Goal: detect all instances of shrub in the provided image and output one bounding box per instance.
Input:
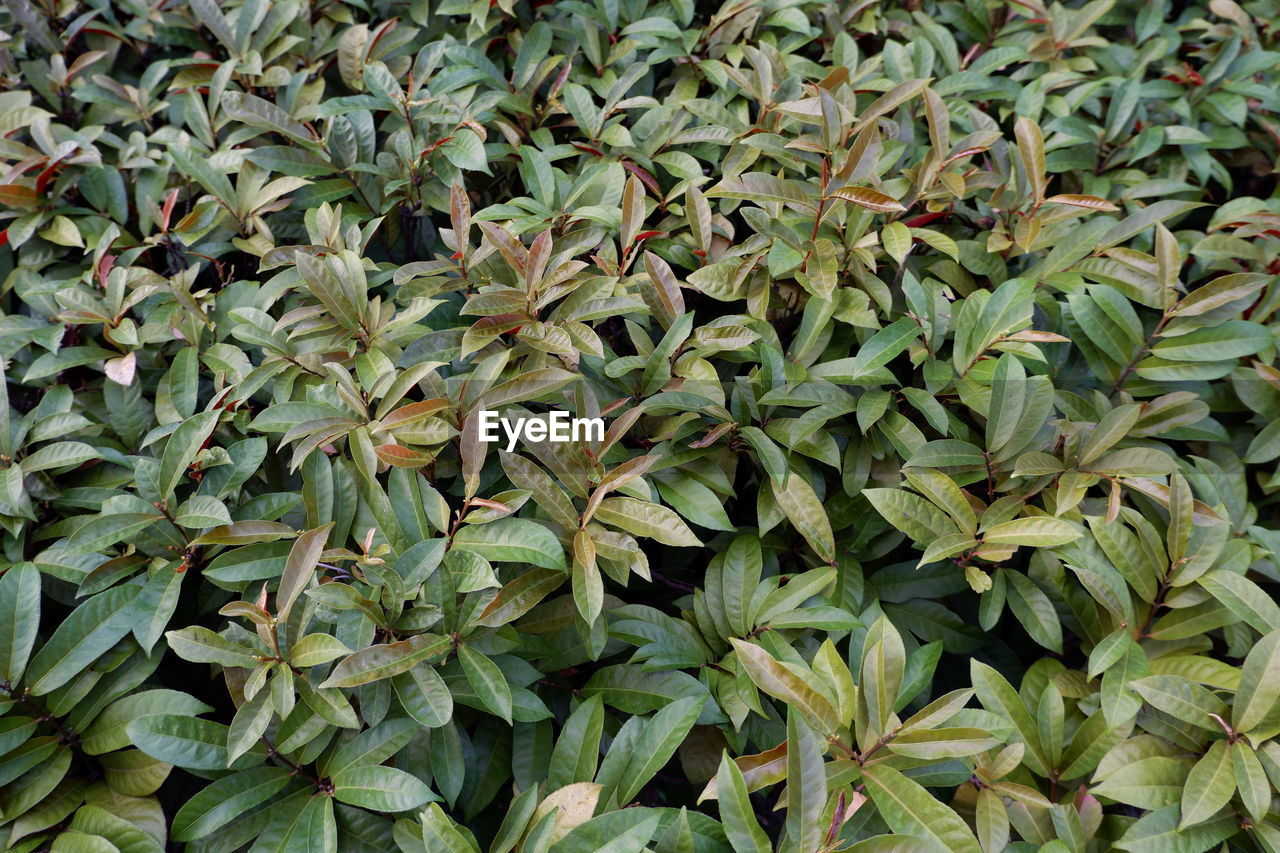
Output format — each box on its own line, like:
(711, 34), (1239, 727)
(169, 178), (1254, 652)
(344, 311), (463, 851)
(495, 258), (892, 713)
(1, 0), (1279, 850)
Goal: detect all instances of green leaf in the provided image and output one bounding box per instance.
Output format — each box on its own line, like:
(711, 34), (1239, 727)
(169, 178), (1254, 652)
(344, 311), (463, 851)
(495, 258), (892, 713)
(81, 688), (212, 755)
(770, 474), (835, 562)
(440, 129), (491, 174)
(729, 639), (839, 735)
(592, 497), (702, 548)
(190, 521), (296, 545)
(127, 714), (262, 770)
(321, 717), (418, 778)
(1131, 675), (1228, 731)
(221, 92), (316, 147)
(820, 318), (920, 382)
(0, 563), (40, 684)
(474, 568), (565, 628)
(20, 441), (102, 472)
(173, 495), (233, 529)
(1233, 630), (1280, 734)
(290, 633), (352, 668)
(1197, 570), (1280, 634)
(548, 696), (605, 790)
(983, 517), (1081, 547)
(612, 696), (701, 806)
(861, 763), (981, 853)
(1178, 740), (1235, 828)
(865, 488), (959, 543)
(1150, 321), (1271, 361)
(165, 626), (260, 668)
(452, 517), (568, 568)
(159, 411), (220, 500)
(418, 802), (479, 852)
(458, 644), (513, 724)
(1091, 756), (1188, 809)
(24, 586), (135, 695)
(172, 767), (293, 841)
(715, 750), (770, 853)
(392, 664), (454, 728)
(1233, 741), (1270, 822)
(970, 661), (1049, 776)
(169, 147), (235, 202)
(321, 634), (451, 688)
(881, 221), (912, 265)
(784, 710), (825, 853)
(332, 764), (438, 811)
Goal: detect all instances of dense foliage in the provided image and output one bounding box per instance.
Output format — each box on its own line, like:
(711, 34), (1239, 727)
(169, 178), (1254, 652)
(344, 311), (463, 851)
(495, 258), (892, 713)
(2, 0), (1280, 849)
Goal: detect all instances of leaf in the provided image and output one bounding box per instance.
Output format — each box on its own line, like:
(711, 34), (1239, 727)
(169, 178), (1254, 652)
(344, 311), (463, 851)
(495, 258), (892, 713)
(165, 626), (260, 668)
(1178, 741), (1235, 829)
(289, 633), (352, 668)
(321, 634), (450, 688)
(392, 665), (453, 728)
(21, 441), (102, 472)
(1233, 741), (1270, 822)
(169, 147), (235, 202)
(1044, 194), (1119, 211)
(418, 803), (479, 852)
(548, 696), (605, 790)
(127, 715), (260, 770)
(1233, 630), (1280, 734)
(0, 563), (40, 684)
(475, 568), (565, 627)
(458, 643), (513, 723)
(172, 495), (233, 528)
(532, 782), (602, 846)
(190, 521), (296, 545)
(970, 661), (1049, 776)
(452, 517), (568, 568)
(24, 586), (135, 695)
(1114, 804), (1236, 852)
(983, 517), (1081, 547)
(714, 751), (770, 853)
(865, 488), (959, 543)
(770, 473), (835, 562)
(861, 764), (982, 853)
(221, 92), (316, 146)
(277, 523), (332, 619)
(1131, 675), (1228, 731)
(846, 318), (921, 380)
(612, 696), (701, 806)
(642, 250), (685, 329)
(706, 173), (817, 209)
(80, 688), (213, 755)
(829, 187), (907, 212)
(1174, 272), (1268, 316)
(66, 511), (162, 553)
(441, 129), (490, 174)
(593, 497), (702, 547)
(1197, 570), (1280, 634)
(1091, 756), (1188, 809)
(729, 638), (839, 735)
(332, 765), (437, 811)
(1014, 116), (1046, 201)
(1150, 321), (1272, 361)
(172, 767), (292, 841)
(784, 710), (825, 853)
(881, 221), (912, 264)
(888, 727), (1001, 759)
(1079, 404), (1142, 464)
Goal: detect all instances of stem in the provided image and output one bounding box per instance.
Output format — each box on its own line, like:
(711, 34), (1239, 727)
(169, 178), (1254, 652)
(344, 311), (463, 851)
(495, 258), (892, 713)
(1109, 311), (1172, 395)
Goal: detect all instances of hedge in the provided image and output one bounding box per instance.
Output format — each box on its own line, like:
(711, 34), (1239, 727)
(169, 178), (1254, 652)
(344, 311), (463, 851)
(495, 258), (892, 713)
(2, 0), (1280, 850)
